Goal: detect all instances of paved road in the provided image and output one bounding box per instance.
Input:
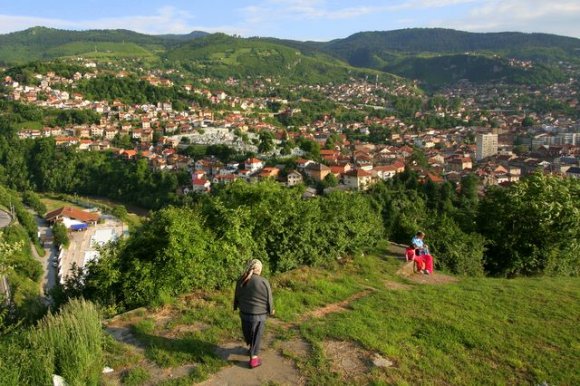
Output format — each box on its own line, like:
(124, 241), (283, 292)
(31, 212), (57, 301)
(0, 210), (13, 300)
(0, 209), (11, 228)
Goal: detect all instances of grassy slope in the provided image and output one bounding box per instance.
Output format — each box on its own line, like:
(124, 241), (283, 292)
(103, 242), (579, 385)
(165, 34), (390, 84)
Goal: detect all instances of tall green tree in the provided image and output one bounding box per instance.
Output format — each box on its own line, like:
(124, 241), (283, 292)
(477, 173), (580, 276)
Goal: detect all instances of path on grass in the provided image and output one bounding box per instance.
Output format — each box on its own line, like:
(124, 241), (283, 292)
(105, 242), (458, 385)
(197, 290), (376, 386)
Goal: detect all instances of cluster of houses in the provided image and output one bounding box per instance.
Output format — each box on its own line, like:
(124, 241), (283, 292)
(4, 60), (579, 194)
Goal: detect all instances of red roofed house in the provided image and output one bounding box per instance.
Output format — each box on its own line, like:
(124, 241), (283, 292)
(373, 165), (399, 180)
(259, 167), (280, 179)
(45, 207), (100, 226)
(191, 178), (211, 193)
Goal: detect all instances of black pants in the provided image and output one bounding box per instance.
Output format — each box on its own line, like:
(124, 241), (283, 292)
(241, 318), (266, 357)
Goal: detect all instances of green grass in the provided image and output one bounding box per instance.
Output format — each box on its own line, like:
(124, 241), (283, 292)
(46, 42), (156, 59)
(121, 366), (150, 386)
(14, 121), (43, 130)
(40, 197), (85, 213)
(103, 246), (579, 385)
(40, 194), (143, 229)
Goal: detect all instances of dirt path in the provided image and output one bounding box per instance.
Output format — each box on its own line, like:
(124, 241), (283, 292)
(105, 243), (458, 385)
(196, 288), (376, 386)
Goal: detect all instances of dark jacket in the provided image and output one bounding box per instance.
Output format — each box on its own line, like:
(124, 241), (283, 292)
(233, 275), (274, 315)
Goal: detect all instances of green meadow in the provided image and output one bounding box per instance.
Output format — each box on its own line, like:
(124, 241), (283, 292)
(99, 243), (579, 385)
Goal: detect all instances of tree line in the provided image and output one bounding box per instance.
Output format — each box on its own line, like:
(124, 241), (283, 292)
(0, 124), (577, 315)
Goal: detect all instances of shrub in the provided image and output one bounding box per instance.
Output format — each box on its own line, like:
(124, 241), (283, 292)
(26, 299), (104, 386)
(478, 173), (580, 277)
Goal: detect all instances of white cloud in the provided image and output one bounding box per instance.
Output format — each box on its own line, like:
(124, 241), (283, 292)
(0, 7), (247, 36)
(0, 15), (76, 33)
(240, 0), (479, 24)
(433, 0), (580, 37)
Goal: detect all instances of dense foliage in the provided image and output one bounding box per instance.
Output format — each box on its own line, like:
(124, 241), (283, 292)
(73, 75), (209, 106)
(0, 299), (104, 386)
(0, 133), (184, 210)
(368, 171), (485, 276)
(383, 54), (566, 88)
(477, 173), (580, 277)
(76, 181), (383, 308)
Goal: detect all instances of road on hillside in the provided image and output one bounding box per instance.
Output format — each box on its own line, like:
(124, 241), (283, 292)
(0, 210), (13, 299)
(31, 212), (57, 299)
(0, 209), (11, 228)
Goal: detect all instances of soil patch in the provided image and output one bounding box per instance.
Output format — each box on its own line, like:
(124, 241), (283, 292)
(199, 339), (305, 386)
(322, 340), (396, 383)
(322, 340), (369, 382)
(302, 289), (374, 320)
(278, 338), (311, 359)
(397, 261), (459, 285)
(384, 280), (413, 290)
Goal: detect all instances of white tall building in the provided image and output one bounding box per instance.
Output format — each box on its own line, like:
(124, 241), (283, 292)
(476, 133), (498, 161)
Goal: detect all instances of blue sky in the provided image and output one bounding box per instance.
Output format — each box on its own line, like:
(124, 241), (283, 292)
(0, 0), (579, 40)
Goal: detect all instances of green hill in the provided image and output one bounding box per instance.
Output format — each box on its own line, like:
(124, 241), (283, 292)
(383, 54), (566, 87)
(165, 33), (390, 83)
(1, 27), (578, 87)
(320, 28), (580, 61)
(0, 27), (201, 64)
(315, 28), (578, 87)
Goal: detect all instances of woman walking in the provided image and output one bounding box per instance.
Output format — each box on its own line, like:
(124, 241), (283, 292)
(233, 259), (274, 368)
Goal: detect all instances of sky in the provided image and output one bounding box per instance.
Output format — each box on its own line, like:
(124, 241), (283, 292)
(0, 0), (579, 41)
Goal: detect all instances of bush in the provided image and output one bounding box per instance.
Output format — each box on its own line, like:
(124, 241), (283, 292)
(22, 190), (47, 215)
(80, 181), (384, 308)
(426, 215), (485, 276)
(478, 173), (580, 277)
(26, 299), (104, 386)
(52, 222), (69, 248)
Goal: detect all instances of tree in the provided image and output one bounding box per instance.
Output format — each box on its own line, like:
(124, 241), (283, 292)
(477, 173), (580, 277)
(522, 116), (534, 127)
(258, 131), (274, 154)
(52, 222), (69, 248)
(111, 205), (128, 222)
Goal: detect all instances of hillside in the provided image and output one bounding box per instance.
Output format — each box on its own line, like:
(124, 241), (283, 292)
(165, 33), (390, 83)
(383, 54), (567, 87)
(0, 27), (202, 64)
(1, 27), (577, 88)
(97, 246), (580, 384)
(320, 28), (580, 61)
(315, 28), (579, 88)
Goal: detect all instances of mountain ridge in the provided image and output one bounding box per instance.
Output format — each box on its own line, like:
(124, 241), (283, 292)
(1, 27), (577, 88)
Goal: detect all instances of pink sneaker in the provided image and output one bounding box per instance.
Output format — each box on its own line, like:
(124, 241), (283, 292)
(249, 357), (262, 368)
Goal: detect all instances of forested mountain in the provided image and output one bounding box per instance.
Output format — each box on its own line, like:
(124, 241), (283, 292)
(164, 33), (387, 83)
(311, 28), (579, 88)
(0, 27), (205, 64)
(318, 28), (580, 61)
(0, 27), (578, 87)
(383, 54), (566, 87)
